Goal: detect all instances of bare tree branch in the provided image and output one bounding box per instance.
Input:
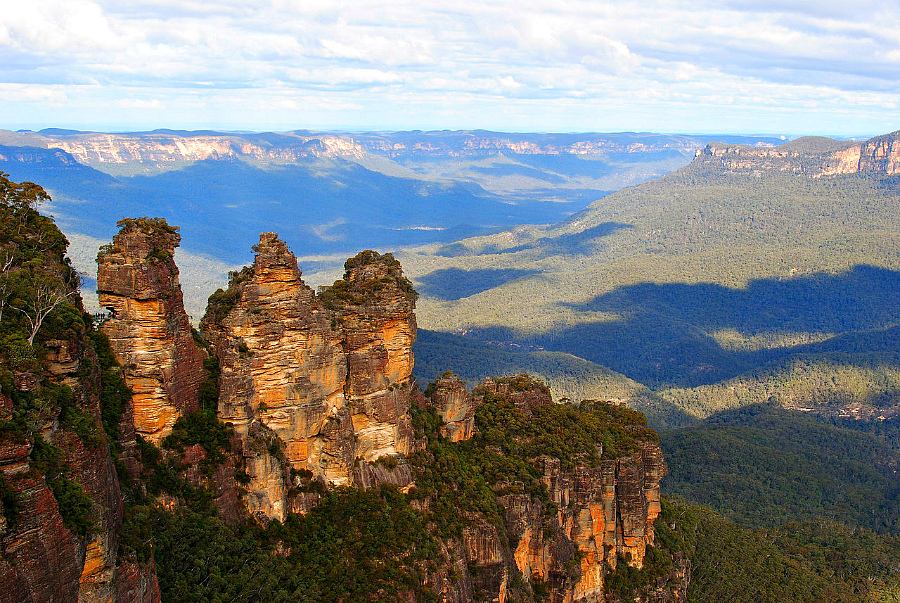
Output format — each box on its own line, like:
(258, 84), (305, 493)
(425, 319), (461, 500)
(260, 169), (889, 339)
(11, 283), (77, 346)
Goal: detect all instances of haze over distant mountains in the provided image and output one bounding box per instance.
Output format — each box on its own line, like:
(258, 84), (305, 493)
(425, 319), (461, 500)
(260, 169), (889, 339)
(0, 127), (781, 314)
(0, 129), (781, 249)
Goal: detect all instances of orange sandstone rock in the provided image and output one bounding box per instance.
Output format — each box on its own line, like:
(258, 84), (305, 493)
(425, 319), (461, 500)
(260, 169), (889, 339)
(201, 235), (418, 520)
(97, 217), (205, 444)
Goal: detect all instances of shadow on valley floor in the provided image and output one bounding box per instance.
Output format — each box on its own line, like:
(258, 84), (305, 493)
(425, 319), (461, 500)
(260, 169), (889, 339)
(461, 265), (900, 388)
(412, 329), (697, 429)
(572, 264), (900, 335)
(417, 268), (541, 300)
(434, 221), (633, 258)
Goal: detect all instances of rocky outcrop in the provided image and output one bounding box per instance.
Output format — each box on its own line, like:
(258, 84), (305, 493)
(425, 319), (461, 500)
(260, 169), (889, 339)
(0, 436), (82, 603)
(201, 235), (418, 520)
(451, 443), (667, 603)
(420, 376), (668, 603)
(698, 131), (900, 178)
(97, 217), (205, 444)
(0, 317), (161, 603)
(425, 372), (475, 442)
(858, 132), (900, 175)
(473, 375), (553, 412)
(330, 250), (418, 468)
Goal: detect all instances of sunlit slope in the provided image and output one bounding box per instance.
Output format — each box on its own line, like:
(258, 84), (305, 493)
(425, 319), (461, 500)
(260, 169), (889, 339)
(404, 134), (900, 421)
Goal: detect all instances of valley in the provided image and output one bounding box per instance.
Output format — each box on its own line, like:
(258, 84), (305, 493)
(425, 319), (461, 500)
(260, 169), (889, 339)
(0, 128), (779, 317)
(403, 131), (900, 427)
(1, 128), (900, 602)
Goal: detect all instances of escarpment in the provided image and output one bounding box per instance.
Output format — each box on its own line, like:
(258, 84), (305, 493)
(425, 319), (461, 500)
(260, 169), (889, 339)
(698, 130), (900, 178)
(96, 218), (205, 444)
(200, 234), (418, 520)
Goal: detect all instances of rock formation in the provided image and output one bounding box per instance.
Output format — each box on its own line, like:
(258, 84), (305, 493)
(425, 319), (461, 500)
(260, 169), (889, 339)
(421, 376), (669, 602)
(424, 372), (475, 442)
(97, 217), (206, 444)
(0, 302), (160, 603)
(200, 234), (418, 520)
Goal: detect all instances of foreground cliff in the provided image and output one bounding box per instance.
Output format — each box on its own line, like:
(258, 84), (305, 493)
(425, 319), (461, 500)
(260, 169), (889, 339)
(0, 177), (159, 602)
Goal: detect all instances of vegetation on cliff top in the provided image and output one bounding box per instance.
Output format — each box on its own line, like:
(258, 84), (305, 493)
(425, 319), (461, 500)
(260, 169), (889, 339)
(319, 249), (418, 307)
(202, 265), (253, 327)
(115, 216), (179, 236)
(409, 377), (657, 543)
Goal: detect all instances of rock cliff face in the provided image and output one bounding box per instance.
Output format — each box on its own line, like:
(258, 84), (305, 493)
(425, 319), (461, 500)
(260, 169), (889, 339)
(698, 131), (900, 178)
(2, 129), (755, 174)
(422, 376), (670, 603)
(97, 218), (206, 444)
(531, 445), (665, 601)
(201, 235), (417, 520)
(0, 304), (160, 603)
(858, 132), (900, 175)
(0, 434), (82, 603)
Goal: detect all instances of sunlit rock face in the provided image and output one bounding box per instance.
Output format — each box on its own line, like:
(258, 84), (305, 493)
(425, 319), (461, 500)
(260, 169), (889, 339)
(97, 218), (205, 444)
(1, 285), (161, 603)
(459, 447), (667, 603)
(201, 235), (418, 520)
(332, 249), (418, 467)
(442, 378), (668, 603)
(858, 133), (900, 175)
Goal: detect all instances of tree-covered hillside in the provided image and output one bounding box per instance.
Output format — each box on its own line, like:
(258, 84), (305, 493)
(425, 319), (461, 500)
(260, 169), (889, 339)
(404, 134), (900, 425)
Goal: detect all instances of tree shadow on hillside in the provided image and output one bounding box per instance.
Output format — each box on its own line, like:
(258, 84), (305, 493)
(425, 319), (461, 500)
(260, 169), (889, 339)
(435, 221), (633, 258)
(417, 268), (540, 300)
(463, 265), (900, 389)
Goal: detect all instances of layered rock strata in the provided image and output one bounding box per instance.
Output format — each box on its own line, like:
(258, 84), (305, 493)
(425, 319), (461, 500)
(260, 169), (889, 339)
(201, 235), (417, 520)
(462, 444), (667, 603)
(0, 316), (161, 603)
(97, 218), (205, 444)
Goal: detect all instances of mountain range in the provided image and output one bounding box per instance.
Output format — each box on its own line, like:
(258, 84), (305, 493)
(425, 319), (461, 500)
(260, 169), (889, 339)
(0, 128), (780, 316)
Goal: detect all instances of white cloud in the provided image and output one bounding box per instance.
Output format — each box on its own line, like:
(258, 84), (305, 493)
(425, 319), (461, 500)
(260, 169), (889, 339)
(0, 0), (897, 133)
(0, 83), (68, 103)
(116, 98), (164, 108)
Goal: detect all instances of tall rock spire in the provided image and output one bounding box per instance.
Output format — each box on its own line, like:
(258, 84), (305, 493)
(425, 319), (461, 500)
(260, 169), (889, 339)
(200, 235), (419, 520)
(97, 217), (205, 444)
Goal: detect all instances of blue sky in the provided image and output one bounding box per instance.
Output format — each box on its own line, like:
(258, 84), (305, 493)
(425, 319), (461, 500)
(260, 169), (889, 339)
(0, 0), (898, 135)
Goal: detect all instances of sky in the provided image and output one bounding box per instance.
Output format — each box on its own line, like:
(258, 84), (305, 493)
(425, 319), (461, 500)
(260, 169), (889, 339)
(0, 0), (898, 135)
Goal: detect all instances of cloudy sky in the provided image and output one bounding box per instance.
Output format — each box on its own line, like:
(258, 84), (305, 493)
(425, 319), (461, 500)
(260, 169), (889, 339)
(0, 0), (898, 135)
